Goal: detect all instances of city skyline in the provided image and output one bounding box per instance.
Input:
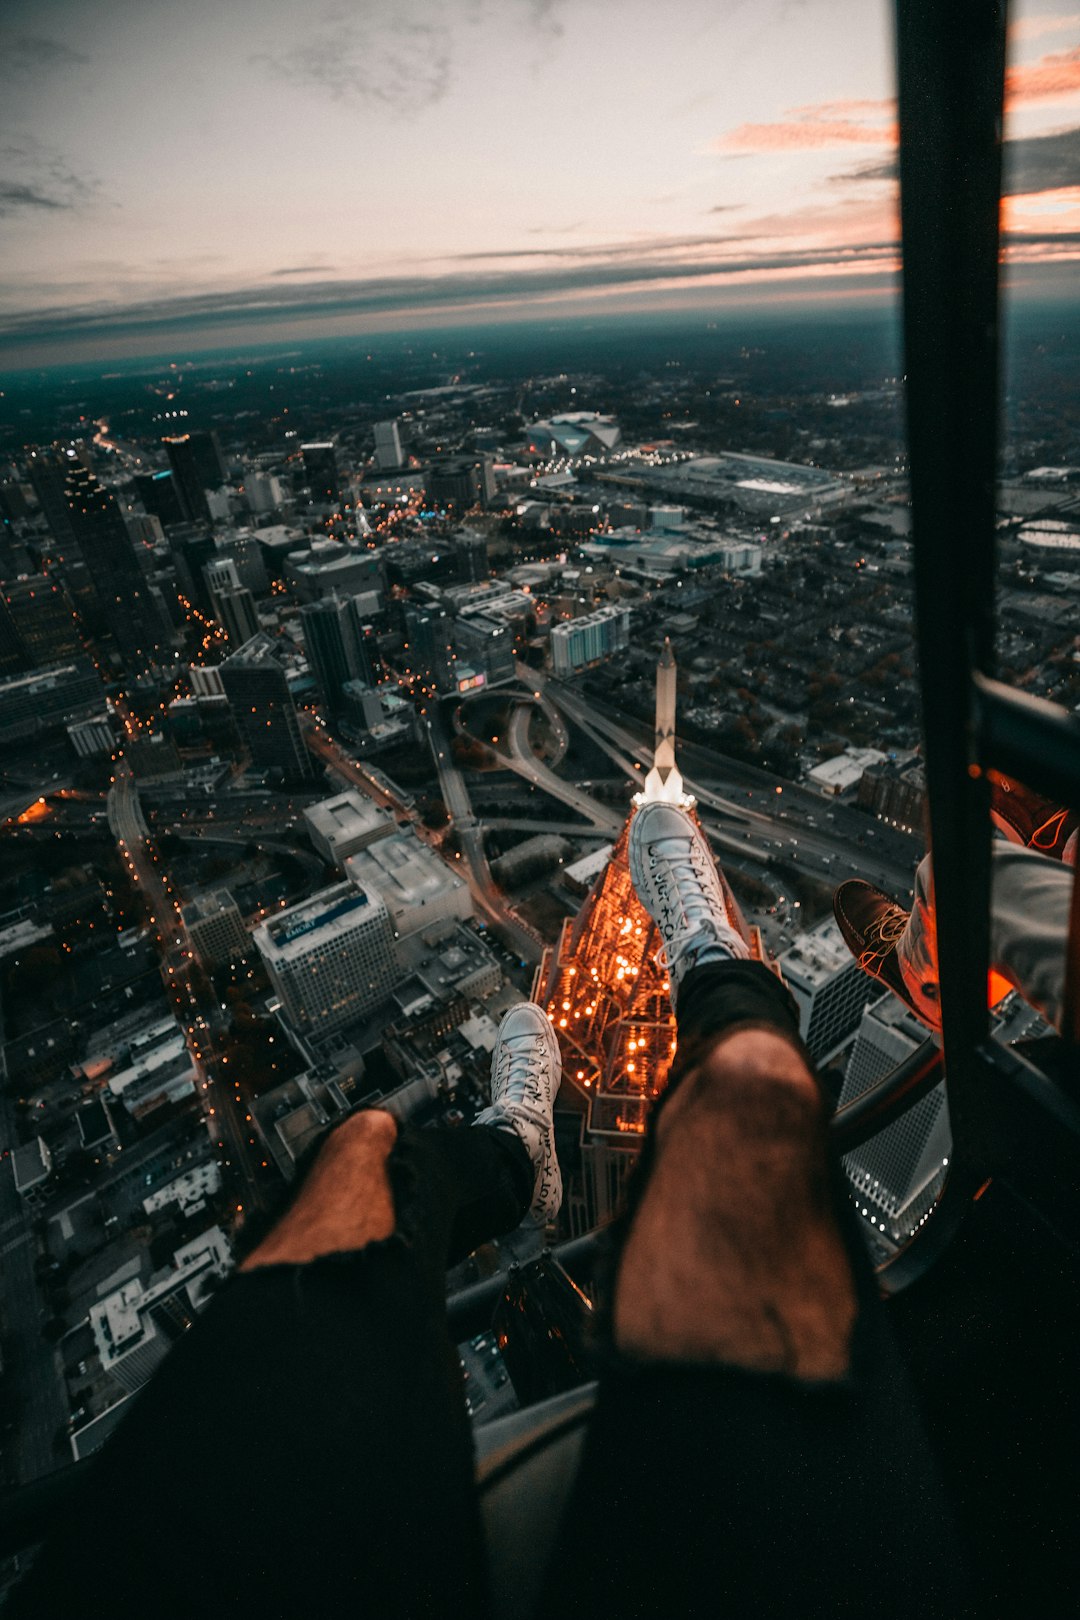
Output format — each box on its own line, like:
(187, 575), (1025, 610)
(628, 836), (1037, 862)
(2, 0), (1080, 367)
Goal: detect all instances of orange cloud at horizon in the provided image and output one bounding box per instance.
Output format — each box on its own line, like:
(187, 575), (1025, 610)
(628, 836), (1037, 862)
(1006, 44), (1080, 102)
(713, 116), (896, 153)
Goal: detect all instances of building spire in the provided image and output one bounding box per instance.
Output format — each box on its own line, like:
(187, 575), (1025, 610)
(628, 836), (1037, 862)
(640, 637), (692, 806)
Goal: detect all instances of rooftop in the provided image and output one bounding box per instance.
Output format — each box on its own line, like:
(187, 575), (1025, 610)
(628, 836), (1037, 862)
(257, 881), (388, 962)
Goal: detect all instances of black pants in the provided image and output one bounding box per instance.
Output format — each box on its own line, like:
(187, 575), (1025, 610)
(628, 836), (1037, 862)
(11, 964), (966, 1618)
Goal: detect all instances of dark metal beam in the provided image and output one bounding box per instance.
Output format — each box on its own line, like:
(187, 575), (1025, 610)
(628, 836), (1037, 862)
(895, 0), (1008, 1159)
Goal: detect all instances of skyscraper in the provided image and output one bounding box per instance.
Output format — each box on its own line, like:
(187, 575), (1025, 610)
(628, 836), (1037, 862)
(134, 470), (187, 529)
(163, 434), (224, 525)
(403, 603), (456, 692)
(777, 920), (880, 1064)
(217, 587), (261, 648)
(301, 593), (376, 714)
(220, 632), (313, 779)
(301, 443), (341, 507)
(253, 880), (398, 1036)
(63, 464), (172, 670)
(373, 419), (404, 471)
(185, 430), (228, 491)
(839, 995), (951, 1243)
(1, 574), (81, 668)
(26, 446), (82, 554)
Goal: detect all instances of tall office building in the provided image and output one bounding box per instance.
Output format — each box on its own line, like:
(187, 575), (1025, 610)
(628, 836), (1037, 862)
(254, 880), (398, 1037)
(453, 613), (515, 687)
(134, 470), (187, 529)
(163, 434), (213, 521)
(839, 995), (951, 1243)
(26, 446), (82, 554)
(182, 890), (249, 969)
(373, 419), (404, 471)
(426, 453), (496, 511)
(203, 554), (242, 609)
(1, 574), (81, 668)
(186, 430), (228, 491)
(217, 587), (261, 648)
(63, 464), (172, 670)
(777, 918), (880, 1064)
(220, 632), (313, 778)
(404, 602), (456, 692)
(301, 593), (376, 714)
(549, 605), (631, 677)
(301, 443), (341, 507)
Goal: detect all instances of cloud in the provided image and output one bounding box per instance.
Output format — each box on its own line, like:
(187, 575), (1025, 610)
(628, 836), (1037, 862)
(706, 204), (740, 214)
(0, 33), (89, 78)
(270, 265), (339, 277)
(0, 137), (99, 215)
(0, 182), (69, 215)
(1006, 45), (1080, 104)
(829, 156), (898, 186)
(830, 126), (1080, 197)
(0, 240), (906, 348)
(1005, 124), (1080, 192)
(711, 97), (896, 154)
(253, 4), (454, 114)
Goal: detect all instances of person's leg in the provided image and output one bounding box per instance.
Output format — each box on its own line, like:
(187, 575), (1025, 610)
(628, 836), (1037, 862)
(10, 1005), (561, 1620)
(543, 807), (967, 1618)
(837, 844), (1075, 1033)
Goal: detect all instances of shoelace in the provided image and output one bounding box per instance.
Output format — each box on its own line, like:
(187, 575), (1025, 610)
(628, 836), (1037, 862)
(651, 835), (731, 969)
(857, 905), (907, 975)
(498, 1033), (549, 1102)
(1032, 808), (1070, 850)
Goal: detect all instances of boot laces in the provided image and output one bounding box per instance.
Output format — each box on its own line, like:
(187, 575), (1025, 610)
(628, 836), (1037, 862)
(1032, 808), (1069, 850)
(856, 905), (907, 974)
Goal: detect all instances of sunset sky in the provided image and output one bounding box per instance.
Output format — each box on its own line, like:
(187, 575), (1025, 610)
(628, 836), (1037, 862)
(1, 0), (1079, 366)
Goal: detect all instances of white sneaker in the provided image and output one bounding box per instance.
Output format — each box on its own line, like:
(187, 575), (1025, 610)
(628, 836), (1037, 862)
(475, 1003), (562, 1224)
(629, 802), (749, 1003)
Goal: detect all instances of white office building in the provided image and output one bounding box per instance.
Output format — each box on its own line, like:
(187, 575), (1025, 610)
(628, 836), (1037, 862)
(345, 829), (473, 939)
(304, 791), (395, 869)
(254, 881), (398, 1036)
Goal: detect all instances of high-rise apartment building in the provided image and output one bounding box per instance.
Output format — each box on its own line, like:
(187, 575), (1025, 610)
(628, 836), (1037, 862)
(373, 419), (404, 471)
(549, 605), (631, 677)
(301, 593), (376, 713)
(220, 632), (313, 779)
(301, 442), (341, 507)
(63, 464), (172, 670)
(254, 881), (398, 1037)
